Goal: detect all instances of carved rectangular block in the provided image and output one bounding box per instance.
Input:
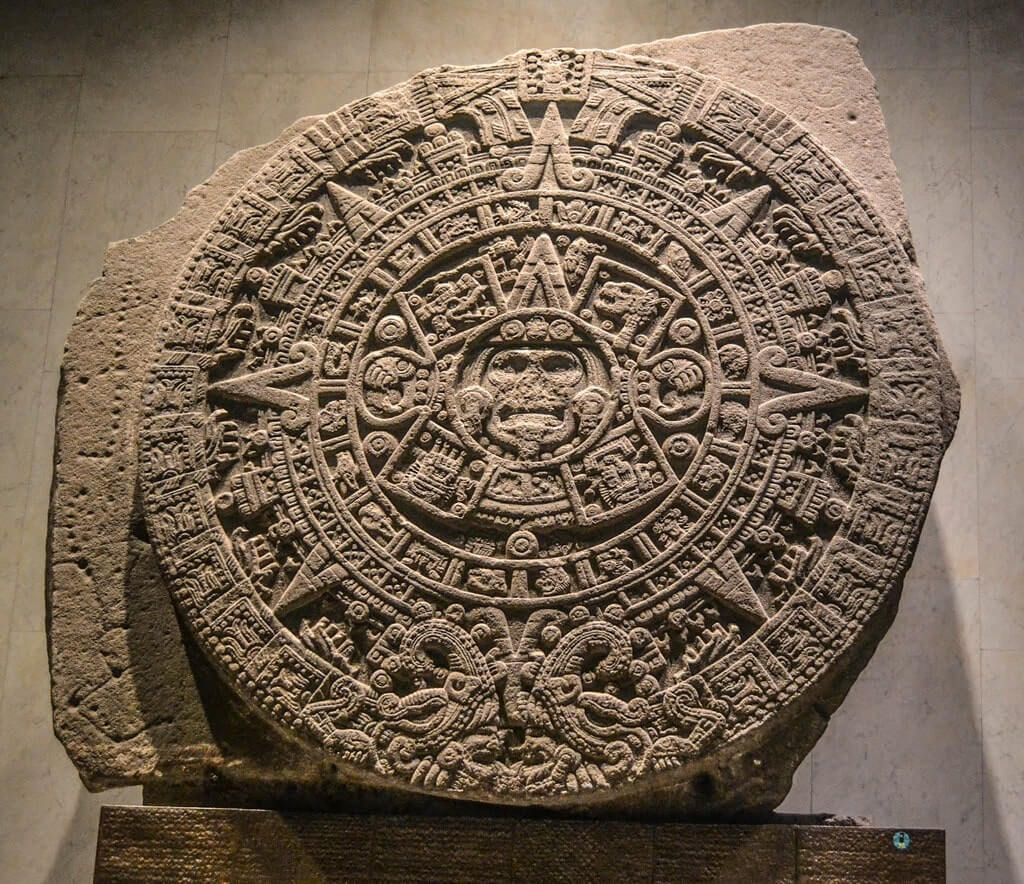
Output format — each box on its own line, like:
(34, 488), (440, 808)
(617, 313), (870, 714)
(797, 826), (945, 883)
(93, 807), (945, 883)
(51, 24), (958, 819)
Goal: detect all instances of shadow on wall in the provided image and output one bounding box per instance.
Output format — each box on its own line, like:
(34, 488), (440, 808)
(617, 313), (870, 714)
(43, 787), (104, 884)
(811, 509), (1013, 882)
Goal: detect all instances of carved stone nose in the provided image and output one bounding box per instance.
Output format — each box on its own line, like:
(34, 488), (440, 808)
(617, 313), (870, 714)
(517, 372), (548, 397)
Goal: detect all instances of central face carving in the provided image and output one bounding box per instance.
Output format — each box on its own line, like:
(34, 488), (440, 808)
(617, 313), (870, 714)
(450, 311), (615, 464)
(482, 347), (584, 457)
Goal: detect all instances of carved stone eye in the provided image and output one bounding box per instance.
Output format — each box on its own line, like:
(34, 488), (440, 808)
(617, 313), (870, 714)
(486, 348), (584, 387)
(540, 351), (584, 383)
(487, 349), (530, 382)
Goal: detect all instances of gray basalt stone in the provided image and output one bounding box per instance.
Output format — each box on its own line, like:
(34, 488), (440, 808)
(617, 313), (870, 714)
(48, 25), (958, 815)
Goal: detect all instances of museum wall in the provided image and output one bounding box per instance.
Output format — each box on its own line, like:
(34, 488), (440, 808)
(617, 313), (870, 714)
(0, 1), (1020, 881)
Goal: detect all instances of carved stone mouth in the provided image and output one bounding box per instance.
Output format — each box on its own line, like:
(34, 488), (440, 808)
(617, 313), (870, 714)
(487, 406), (575, 458)
(497, 406), (564, 422)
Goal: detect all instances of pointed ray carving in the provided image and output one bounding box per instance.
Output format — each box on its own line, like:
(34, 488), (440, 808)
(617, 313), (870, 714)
(756, 345), (868, 435)
(695, 549), (768, 624)
(501, 102), (594, 192)
(701, 184), (772, 238)
(326, 181), (388, 240)
(507, 233), (573, 310)
(271, 540), (348, 615)
(207, 341), (317, 431)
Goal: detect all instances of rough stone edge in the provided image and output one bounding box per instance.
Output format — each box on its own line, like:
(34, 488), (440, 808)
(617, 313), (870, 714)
(621, 25), (911, 239)
(47, 118), (323, 788)
(620, 24), (958, 441)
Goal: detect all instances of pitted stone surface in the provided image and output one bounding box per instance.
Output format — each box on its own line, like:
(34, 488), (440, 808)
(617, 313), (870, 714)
(131, 46), (956, 808)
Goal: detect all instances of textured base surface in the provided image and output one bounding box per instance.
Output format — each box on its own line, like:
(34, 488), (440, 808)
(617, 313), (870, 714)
(93, 805), (944, 883)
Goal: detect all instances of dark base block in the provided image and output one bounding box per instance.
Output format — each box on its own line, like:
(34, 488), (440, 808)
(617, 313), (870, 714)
(94, 806), (945, 883)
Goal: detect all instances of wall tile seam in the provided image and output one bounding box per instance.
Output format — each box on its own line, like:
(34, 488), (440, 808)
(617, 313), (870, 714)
(70, 128), (221, 136)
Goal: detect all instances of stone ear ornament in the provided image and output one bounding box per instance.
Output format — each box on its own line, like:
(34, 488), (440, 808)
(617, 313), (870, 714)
(138, 48), (957, 810)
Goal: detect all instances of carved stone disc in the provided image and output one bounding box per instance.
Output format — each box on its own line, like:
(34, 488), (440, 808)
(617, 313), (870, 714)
(139, 49), (956, 808)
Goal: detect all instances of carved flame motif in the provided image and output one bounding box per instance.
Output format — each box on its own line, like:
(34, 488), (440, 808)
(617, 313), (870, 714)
(139, 49), (951, 807)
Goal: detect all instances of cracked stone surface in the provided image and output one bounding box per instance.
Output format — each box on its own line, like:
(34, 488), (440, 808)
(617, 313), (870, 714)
(48, 25), (958, 815)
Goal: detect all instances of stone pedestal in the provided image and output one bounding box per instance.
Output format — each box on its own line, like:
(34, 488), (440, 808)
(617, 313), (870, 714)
(93, 806), (944, 882)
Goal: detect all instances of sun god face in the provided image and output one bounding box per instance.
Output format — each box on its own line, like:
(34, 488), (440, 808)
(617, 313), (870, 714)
(480, 346), (586, 458)
(448, 310), (618, 465)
